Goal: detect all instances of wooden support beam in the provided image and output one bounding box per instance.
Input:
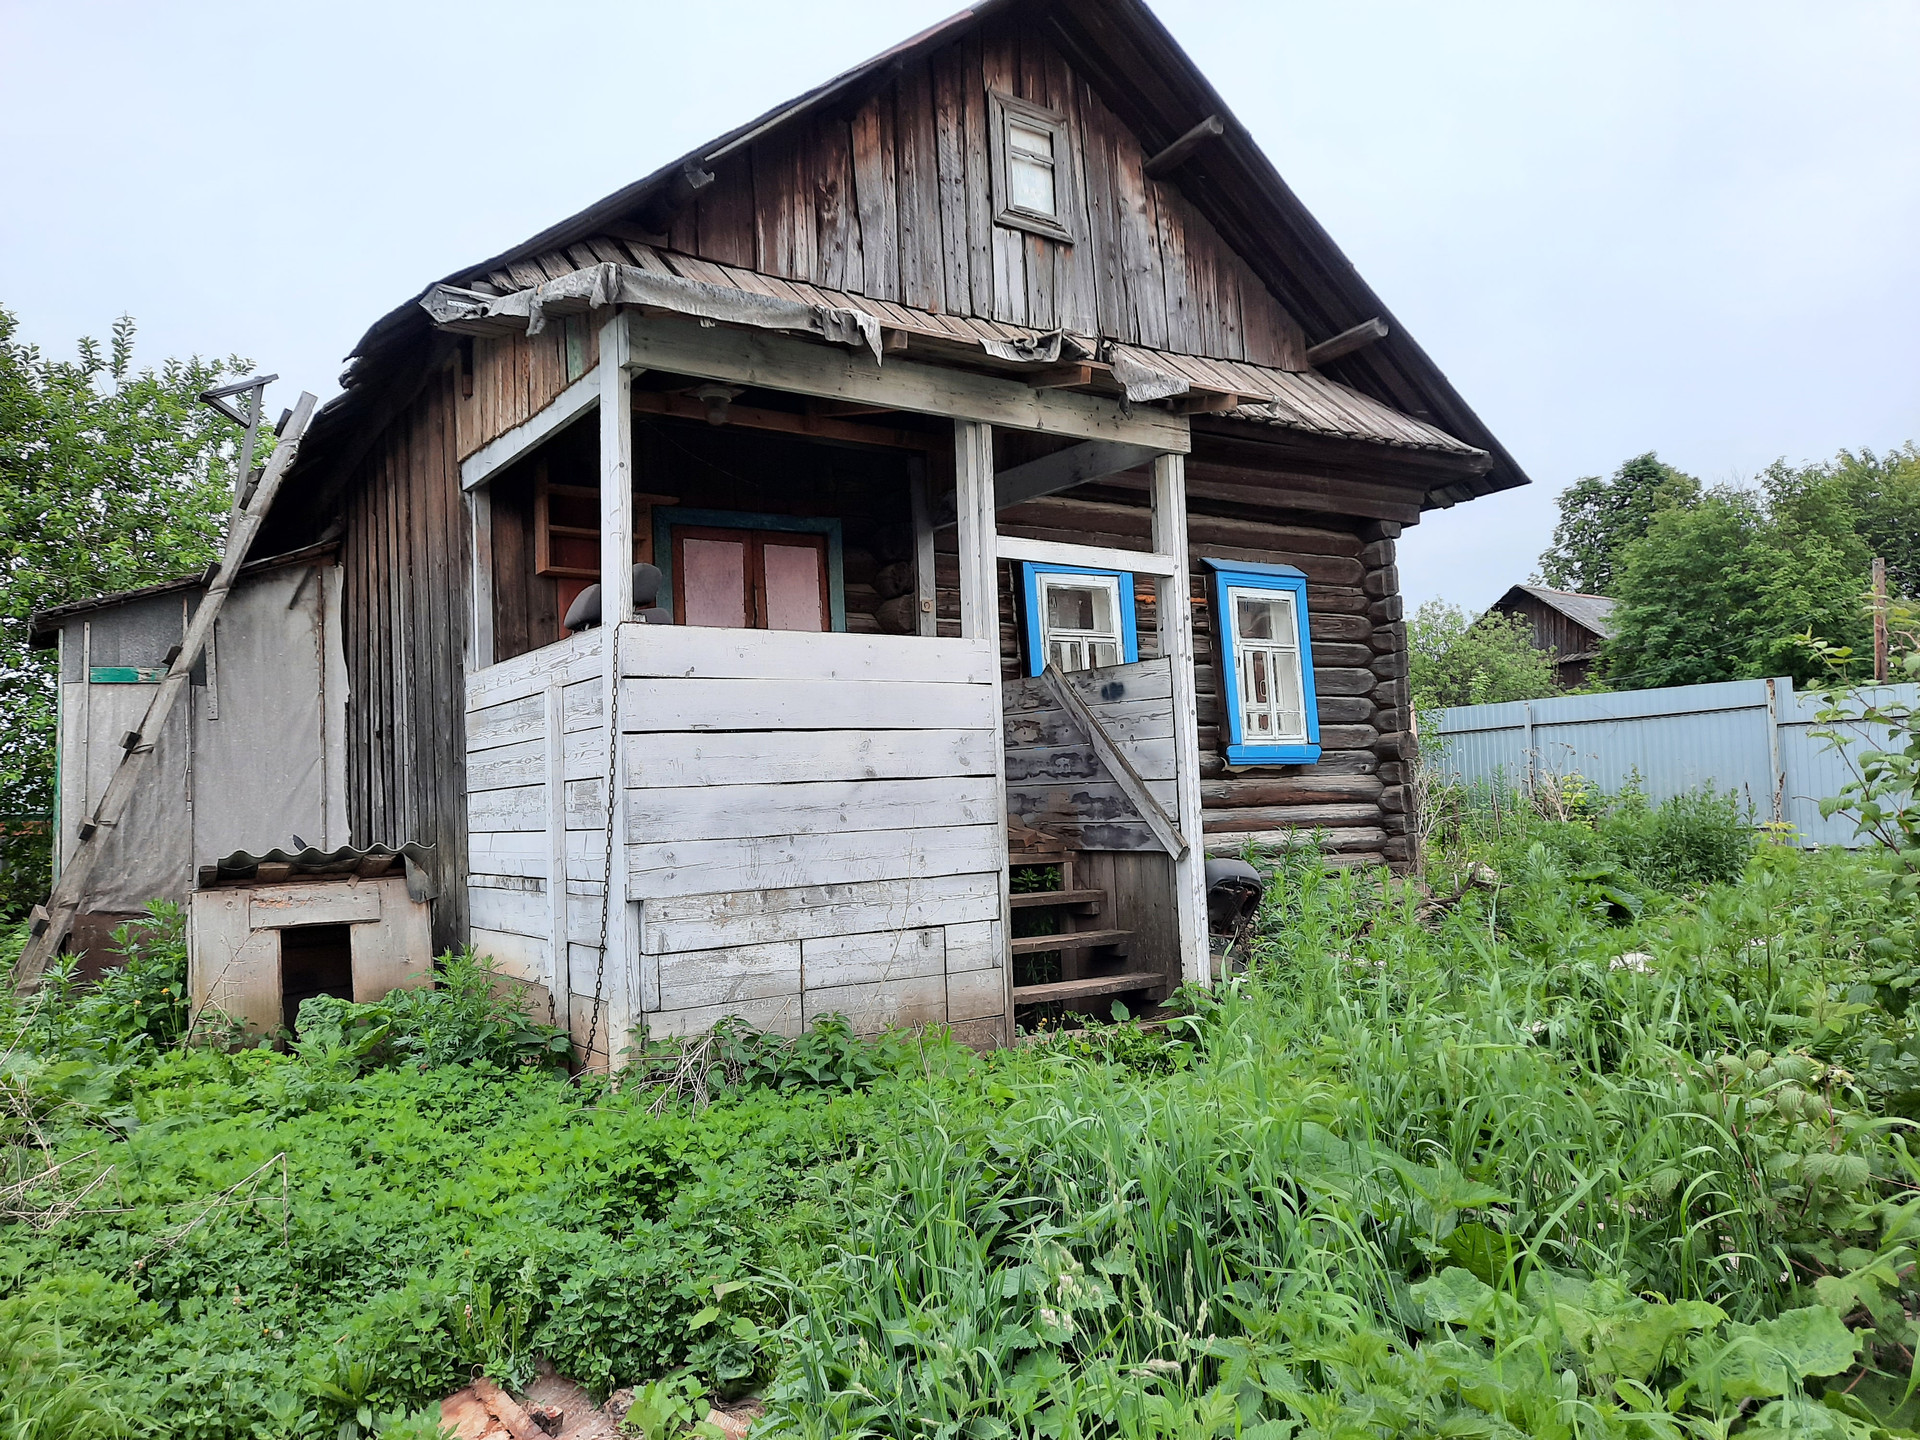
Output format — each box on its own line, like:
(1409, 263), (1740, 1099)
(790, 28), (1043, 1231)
(1144, 114), (1225, 177)
(1170, 392), (1243, 416)
(623, 312), (1189, 451)
(1027, 363), (1096, 389)
(461, 365), (600, 491)
(633, 390), (934, 450)
(1151, 451), (1210, 988)
(805, 398), (898, 418)
(1306, 317), (1390, 368)
(996, 534), (1178, 578)
(994, 438), (1163, 511)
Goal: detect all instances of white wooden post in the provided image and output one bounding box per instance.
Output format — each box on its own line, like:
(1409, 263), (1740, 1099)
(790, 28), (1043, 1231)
(466, 488), (494, 671)
(1151, 452), (1209, 987)
(954, 420), (1014, 1045)
(596, 311), (636, 1066)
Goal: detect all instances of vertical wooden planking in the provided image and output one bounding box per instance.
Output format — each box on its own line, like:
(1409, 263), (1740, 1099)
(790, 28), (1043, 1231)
(1150, 452), (1208, 986)
(752, 135), (794, 278)
(851, 92), (900, 303)
(1078, 79), (1125, 341)
(1050, 47), (1099, 335)
(1113, 136), (1167, 349)
(1155, 182), (1194, 353)
(932, 48), (972, 314)
(788, 129), (819, 284)
(979, 25), (1026, 325)
(959, 30), (995, 321)
(695, 153), (755, 270)
(815, 118), (861, 292)
(909, 458), (938, 638)
(897, 60), (945, 313)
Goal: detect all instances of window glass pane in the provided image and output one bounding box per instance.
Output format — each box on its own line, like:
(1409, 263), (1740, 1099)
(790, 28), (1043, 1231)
(681, 536), (749, 628)
(762, 540), (826, 632)
(1007, 118), (1057, 216)
(1037, 572), (1124, 674)
(1046, 581), (1112, 635)
(1235, 591), (1294, 645)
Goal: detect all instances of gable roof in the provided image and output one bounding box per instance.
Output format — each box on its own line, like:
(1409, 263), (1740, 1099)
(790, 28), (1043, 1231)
(1493, 585), (1617, 640)
(294, 0), (1528, 507)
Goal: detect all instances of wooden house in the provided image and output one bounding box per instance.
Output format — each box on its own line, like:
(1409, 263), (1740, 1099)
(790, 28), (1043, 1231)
(1487, 585), (1615, 687)
(71, 0), (1530, 1060)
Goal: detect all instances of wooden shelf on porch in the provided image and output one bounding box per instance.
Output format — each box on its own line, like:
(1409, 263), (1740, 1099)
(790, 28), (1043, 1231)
(1012, 971), (1165, 1007)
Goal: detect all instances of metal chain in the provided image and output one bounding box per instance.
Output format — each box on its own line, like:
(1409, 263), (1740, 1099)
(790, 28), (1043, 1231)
(582, 631), (620, 1072)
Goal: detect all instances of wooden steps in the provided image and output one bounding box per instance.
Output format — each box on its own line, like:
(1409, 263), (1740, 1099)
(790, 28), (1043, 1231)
(1010, 888), (1103, 910)
(1012, 972), (1165, 1007)
(1010, 927), (1131, 956)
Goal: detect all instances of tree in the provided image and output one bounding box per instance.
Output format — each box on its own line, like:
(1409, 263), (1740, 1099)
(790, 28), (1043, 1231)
(1408, 600), (1561, 711)
(0, 307), (251, 917)
(1537, 452), (1700, 595)
(1602, 469), (1901, 691)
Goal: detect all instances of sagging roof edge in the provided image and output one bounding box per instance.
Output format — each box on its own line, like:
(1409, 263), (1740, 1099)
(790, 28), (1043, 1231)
(294, 0), (1528, 506)
(27, 538), (341, 649)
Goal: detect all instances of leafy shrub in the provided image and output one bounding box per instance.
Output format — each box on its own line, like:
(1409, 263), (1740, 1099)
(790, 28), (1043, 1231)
(293, 948), (572, 1073)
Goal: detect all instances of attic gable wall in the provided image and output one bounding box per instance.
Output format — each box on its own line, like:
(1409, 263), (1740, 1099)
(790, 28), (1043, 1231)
(655, 17), (1307, 368)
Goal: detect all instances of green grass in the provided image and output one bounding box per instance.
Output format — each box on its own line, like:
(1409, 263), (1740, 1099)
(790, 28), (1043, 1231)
(4, 788), (1920, 1438)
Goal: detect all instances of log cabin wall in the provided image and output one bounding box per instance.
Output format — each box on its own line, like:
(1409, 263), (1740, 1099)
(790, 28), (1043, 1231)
(936, 477), (1415, 872)
(659, 15), (1307, 368)
(338, 365), (473, 950)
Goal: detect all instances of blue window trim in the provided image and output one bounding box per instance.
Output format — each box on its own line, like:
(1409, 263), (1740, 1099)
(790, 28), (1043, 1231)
(1205, 557), (1321, 765)
(1019, 562), (1138, 678)
(651, 507), (846, 632)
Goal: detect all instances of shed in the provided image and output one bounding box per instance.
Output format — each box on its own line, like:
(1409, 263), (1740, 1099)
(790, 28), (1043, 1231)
(1487, 585), (1616, 687)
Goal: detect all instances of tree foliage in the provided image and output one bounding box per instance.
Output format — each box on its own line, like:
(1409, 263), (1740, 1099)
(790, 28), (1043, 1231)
(0, 306), (250, 916)
(1602, 448), (1920, 691)
(1537, 451), (1701, 596)
(1408, 600), (1561, 711)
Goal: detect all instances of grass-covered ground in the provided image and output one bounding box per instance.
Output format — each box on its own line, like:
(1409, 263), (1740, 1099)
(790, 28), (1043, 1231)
(6, 783), (1920, 1440)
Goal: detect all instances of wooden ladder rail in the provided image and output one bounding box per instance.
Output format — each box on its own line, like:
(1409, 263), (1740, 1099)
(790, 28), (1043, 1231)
(12, 390), (319, 992)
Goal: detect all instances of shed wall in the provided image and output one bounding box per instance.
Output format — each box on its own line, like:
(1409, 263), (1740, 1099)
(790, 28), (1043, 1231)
(339, 365), (472, 950)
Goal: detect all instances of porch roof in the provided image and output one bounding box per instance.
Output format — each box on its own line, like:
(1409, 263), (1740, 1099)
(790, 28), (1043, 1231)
(437, 238), (1489, 464)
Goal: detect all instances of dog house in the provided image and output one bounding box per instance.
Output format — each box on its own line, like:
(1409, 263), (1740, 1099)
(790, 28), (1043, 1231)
(188, 844), (435, 1036)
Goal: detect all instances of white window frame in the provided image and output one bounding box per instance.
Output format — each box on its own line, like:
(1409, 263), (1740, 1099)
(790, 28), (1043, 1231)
(989, 91), (1076, 244)
(1022, 563), (1136, 677)
(1206, 559), (1322, 765)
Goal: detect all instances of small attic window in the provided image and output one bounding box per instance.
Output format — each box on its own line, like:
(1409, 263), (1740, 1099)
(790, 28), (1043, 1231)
(990, 92), (1074, 243)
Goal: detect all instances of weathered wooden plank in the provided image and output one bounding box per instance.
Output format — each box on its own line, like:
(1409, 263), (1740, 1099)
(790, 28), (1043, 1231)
(623, 313), (1189, 450)
(802, 972), (946, 1034)
(466, 694), (544, 752)
(618, 625), (997, 686)
(626, 774), (998, 845)
(469, 883), (549, 938)
(467, 736), (546, 793)
(627, 820), (1003, 898)
(623, 727), (995, 789)
(1005, 737), (1177, 785)
(617, 676), (997, 732)
(1003, 697), (1173, 748)
(653, 940), (802, 1012)
(468, 783), (545, 832)
(944, 918), (1003, 973)
(466, 629), (601, 709)
(1004, 657), (1173, 710)
(896, 59), (944, 313)
(650, 993), (803, 1039)
(932, 48), (972, 318)
(850, 91), (900, 302)
(641, 871), (1001, 955)
(802, 925), (945, 990)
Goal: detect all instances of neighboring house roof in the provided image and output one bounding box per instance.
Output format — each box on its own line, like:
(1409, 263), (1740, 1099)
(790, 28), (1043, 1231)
(1492, 584), (1618, 640)
(289, 0), (1528, 505)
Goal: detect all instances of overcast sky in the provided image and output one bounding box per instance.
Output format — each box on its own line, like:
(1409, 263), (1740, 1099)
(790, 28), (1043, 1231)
(3, 1), (1916, 611)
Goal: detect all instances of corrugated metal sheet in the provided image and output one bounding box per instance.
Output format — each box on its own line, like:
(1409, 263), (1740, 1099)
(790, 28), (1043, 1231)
(1427, 678), (1919, 848)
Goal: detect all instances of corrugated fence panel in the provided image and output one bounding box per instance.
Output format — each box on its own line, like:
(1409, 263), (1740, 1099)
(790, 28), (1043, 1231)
(1429, 678), (1918, 849)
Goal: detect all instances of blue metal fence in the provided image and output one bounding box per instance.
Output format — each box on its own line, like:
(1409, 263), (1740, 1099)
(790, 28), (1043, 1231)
(1425, 678), (1918, 848)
